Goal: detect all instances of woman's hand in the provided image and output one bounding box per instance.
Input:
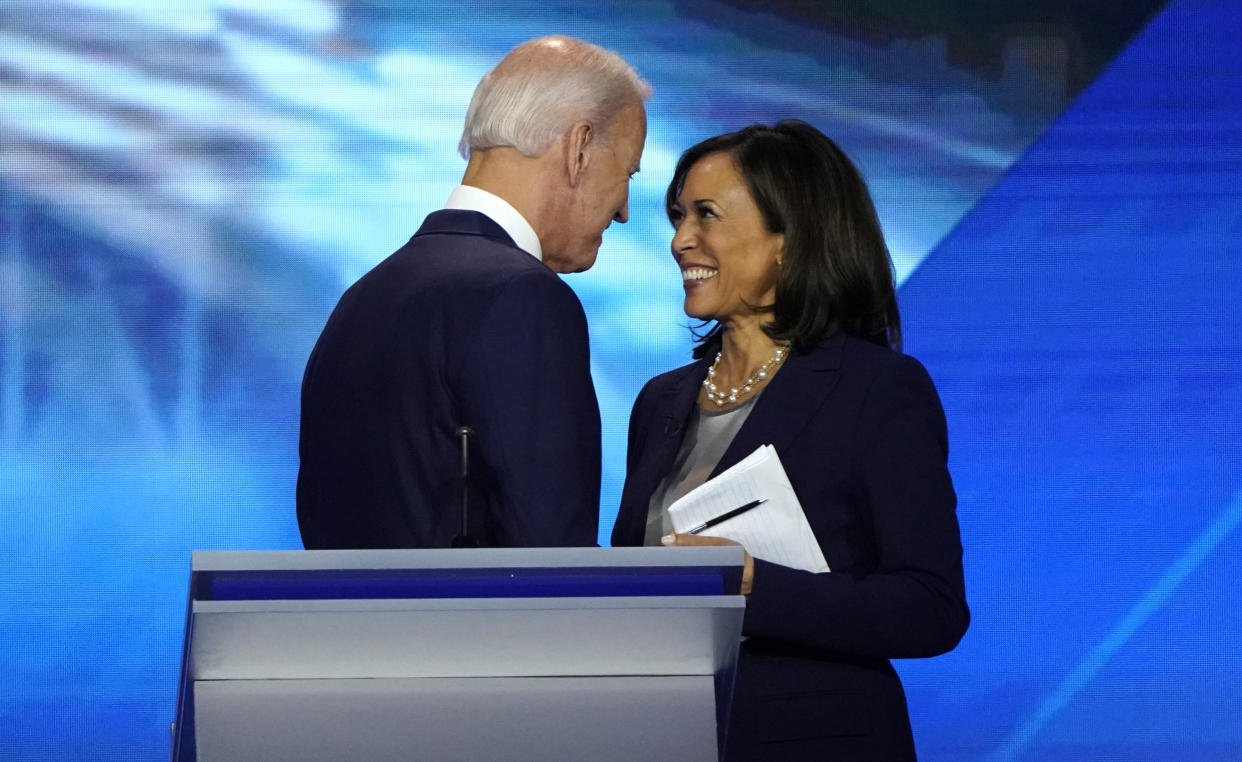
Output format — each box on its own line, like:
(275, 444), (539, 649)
(661, 533), (754, 596)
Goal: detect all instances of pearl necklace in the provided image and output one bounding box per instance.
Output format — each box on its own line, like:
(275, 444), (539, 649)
(702, 345), (788, 406)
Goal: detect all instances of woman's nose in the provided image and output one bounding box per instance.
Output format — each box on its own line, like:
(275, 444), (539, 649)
(671, 223), (695, 255)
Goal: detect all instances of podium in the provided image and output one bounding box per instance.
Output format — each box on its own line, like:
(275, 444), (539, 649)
(171, 547), (746, 761)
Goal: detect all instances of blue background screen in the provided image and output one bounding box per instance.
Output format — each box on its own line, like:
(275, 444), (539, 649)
(1, 1), (1239, 759)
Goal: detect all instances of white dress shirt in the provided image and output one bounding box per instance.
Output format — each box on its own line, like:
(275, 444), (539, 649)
(443, 185), (543, 262)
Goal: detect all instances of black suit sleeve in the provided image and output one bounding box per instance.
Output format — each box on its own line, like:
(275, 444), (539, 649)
(454, 270), (601, 546)
(743, 355), (969, 658)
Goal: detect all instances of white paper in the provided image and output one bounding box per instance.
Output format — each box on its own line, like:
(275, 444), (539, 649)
(667, 445), (830, 573)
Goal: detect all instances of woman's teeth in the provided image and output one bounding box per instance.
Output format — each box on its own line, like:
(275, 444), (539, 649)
(682, 267), (718, 281)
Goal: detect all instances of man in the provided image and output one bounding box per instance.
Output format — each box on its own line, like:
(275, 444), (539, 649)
(297, 36), (650, 549)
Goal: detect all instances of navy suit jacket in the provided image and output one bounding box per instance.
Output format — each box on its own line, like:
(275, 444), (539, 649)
(297, 210), (600, 549)
(613, 333), (968, 760)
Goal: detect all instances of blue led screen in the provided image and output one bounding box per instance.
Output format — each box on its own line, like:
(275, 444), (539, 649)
(1, 0), (1239, 759)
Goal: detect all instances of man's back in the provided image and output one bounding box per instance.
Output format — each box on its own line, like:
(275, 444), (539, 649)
(296, 210), (600, 548)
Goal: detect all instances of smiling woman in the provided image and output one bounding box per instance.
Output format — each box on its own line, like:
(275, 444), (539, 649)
(671, 151), (785, 336)
(613, 120), (969, 761)
(669, 121), (901, 361)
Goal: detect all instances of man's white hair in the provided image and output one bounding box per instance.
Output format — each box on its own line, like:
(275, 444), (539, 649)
(458, 36), (652, 159)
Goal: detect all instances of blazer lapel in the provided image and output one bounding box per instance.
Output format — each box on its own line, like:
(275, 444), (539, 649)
(643, 360), (708, 485)
(615, 360), (708, 543)
(709, 333), (846, 478)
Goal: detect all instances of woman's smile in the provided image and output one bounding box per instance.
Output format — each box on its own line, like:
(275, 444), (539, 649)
(681, 265), (719, 284)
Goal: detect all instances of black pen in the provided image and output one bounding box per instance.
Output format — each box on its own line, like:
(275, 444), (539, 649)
(687, 498), (767, 535)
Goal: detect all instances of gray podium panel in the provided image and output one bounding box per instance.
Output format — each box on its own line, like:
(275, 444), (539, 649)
(191, 595), (741, 681)
(194, 675), (717, 762)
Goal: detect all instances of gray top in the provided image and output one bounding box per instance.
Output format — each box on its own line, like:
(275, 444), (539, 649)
(643, 394), (761, 545)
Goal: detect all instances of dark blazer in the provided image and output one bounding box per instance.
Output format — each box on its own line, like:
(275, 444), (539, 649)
(613, 333), (968, 761)
(298, 210), (600, 549)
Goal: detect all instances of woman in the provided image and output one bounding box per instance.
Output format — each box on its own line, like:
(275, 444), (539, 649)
(613, 121), (969, 760)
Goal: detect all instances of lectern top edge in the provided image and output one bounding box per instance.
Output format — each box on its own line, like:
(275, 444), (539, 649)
(191, 545), (745, 571)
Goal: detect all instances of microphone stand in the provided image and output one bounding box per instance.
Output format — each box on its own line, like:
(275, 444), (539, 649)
(451, 425), (478, 548)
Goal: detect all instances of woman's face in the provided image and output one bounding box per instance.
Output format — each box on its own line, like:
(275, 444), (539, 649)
(670, 152), (785, 325)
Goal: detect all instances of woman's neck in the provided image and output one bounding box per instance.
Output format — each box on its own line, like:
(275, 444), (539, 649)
(712, 316), (786, 393)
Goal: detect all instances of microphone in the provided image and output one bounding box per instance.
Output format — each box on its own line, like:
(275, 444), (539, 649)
(451, 425), (478, 548)
(663, 416), (683, 436)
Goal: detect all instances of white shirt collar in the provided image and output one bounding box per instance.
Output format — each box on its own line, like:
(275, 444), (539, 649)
(443, 185), (543, 262)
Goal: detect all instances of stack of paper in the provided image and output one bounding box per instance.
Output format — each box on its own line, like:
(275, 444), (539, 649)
(667, 445), (830, 573)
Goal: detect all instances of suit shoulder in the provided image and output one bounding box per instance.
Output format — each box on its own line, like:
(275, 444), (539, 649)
(836, 337), (947, 450)
(840, 335), (934, 386)
(639, 359), (702, 397)
(379, 230), (576, 305)
(405, 228), (552, 277)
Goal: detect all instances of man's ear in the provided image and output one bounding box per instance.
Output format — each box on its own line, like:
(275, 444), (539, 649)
(564, 120), (594, 187)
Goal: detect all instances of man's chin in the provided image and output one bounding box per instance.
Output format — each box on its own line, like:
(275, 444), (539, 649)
(570, 243), (602, 273)
(545, 239), (602, 274)
(548, 255), (595, 274)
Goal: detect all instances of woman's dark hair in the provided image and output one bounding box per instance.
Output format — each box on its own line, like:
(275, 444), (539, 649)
(666, 120), (901, 357)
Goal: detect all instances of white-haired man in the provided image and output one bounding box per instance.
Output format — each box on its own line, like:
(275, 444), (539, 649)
(298, 37), (649, 549)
